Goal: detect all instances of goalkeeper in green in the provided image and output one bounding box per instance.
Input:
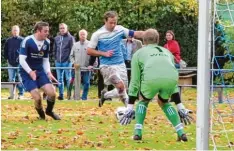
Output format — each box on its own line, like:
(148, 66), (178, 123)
(121, 28), (188, 141)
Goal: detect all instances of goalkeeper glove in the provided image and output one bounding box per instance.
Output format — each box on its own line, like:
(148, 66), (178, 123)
(177, 103), (193, 125)
(178, 108), (193, 125)
(120, 104), (135, 125)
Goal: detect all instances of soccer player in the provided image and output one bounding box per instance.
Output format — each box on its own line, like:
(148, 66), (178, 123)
(120, 29), (188, 141)
(87, 11), (144, 107)
(19, 21), (60, 120)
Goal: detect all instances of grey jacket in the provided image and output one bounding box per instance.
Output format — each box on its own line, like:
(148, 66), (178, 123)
(54, 32), (75, 63)
(70, 40), (90, 67)
(122, 38), (143, 60)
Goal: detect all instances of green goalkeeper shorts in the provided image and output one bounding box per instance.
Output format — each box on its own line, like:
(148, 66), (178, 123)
(140, 78), (178, 100)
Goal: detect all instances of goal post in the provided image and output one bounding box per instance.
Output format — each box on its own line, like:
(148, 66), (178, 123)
(196, 0), (211, 150)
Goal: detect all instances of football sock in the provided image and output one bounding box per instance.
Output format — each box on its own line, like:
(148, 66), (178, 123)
(162, 103), (184, 136)
(134, 100), (149, 137)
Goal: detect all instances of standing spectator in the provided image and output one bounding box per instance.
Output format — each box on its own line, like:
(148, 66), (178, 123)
(54, 23), (75, 100)
(164, 30), (181, 69)
(123, 37), (142, 84)
(4, 25), (24, 99)
(87, 11), (144, 107)
(70, 29), (90, 100)
(19, 21), (60, 120)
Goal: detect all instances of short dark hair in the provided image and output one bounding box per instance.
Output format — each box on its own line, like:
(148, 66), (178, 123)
(34, 21), (49, 32)
(103, 11), (118, 21)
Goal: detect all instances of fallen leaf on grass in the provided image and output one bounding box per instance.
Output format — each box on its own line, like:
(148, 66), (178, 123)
(57, 129), (63, 134)
(77, 131), (84, 135)
(7, 131), (19, 139)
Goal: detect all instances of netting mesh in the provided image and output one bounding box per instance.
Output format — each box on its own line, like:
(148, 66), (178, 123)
(211, 0), (234, 150)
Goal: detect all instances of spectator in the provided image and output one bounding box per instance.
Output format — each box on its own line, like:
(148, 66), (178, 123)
(54, 23), (75, 100)
(122, 37), (143, 84)
(70, 29), (90, 100)
(164, 30), (181, 69)
(4, 25), (25, 99)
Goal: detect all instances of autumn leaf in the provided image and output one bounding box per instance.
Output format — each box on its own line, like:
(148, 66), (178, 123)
(76, 131), (84, 135)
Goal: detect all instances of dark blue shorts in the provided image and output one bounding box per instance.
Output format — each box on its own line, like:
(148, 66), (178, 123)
(20, 70), (51, 92)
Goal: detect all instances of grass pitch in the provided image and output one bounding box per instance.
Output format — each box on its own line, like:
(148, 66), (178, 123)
(1, 87), (234, 150)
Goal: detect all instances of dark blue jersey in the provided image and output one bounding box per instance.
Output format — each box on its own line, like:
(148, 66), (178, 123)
(19, 35), (50, 72)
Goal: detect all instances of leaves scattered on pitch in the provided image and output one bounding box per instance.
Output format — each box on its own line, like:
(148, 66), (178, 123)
(3, 88), (233, 149)
(1, 98), (195, 150)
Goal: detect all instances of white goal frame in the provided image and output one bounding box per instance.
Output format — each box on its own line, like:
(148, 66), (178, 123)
(196, 0), (211, 150)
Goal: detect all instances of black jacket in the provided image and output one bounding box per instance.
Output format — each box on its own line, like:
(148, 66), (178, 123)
(4, 36), (24, 66)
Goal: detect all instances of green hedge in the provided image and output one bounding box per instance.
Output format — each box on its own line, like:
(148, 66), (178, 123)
(1, 0), (198, 81)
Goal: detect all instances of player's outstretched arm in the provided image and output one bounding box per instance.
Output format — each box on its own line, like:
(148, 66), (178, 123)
(134, 31), (145, 39)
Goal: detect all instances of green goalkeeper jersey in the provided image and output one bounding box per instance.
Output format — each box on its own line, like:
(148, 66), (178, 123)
(128, 44), (179, 97)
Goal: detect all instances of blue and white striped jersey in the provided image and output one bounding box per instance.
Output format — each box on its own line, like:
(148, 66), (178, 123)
(88, 25), (131, 65)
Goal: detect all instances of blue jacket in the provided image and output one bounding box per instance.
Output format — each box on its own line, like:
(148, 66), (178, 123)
(4, 36), (24, 66)
(53, 32), (75, 63)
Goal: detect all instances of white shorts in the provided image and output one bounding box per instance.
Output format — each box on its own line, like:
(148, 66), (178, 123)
(100, 63), (128, 86)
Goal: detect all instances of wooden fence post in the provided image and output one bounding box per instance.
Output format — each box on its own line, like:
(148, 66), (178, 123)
(74, 66), (81, 100)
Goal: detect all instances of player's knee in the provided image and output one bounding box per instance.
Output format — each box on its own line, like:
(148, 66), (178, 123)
(31, 91), (42, 101)
(170, 92), (181, 104)
(109, 74), (121, 85)
(47, 91), (56, 101)
(45, 86), (56, 99)
(34, 96), (42, 109)
(140, 92), (151, 102)
(158, 95), (169, 106)
(141, 99), (150, 104)
(116, 81), (125, 94)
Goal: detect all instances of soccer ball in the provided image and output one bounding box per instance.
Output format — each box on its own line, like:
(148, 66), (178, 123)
(115, 106), (127, 121)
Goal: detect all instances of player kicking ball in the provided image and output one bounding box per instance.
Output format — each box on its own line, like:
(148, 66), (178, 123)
(118, 28), (188, 141)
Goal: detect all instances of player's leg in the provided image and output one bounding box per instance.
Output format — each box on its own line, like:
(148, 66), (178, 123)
(30, 89), (45, 120)
(157, 79), (187, 142)
(133, 97), (150, 140)
(115, 81), (128, 104)
(99, 65), (127, 106)
(170, 86), (186, 110)
(116, 63), (129, 104)
(41, 84), (61, 120)
(100, 75), (127, 106)
(38, 71), (61, 120)
(170, 86), (193, 125)
(133, 80), (157, 140)
(21, 71), (45, 119)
